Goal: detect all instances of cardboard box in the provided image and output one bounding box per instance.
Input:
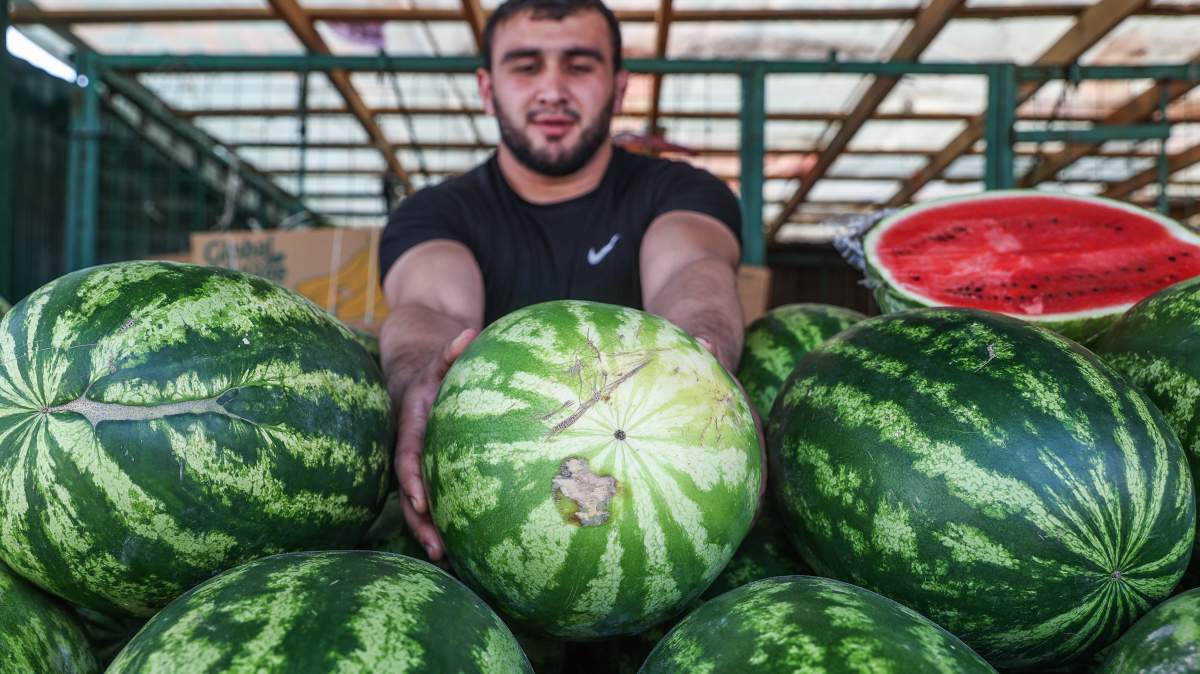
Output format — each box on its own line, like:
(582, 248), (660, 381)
(737, 265), (772, 324)
(191, 228), (388, 330)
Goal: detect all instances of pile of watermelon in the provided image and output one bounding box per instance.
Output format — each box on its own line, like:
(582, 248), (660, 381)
(3, 188), (1200, 672)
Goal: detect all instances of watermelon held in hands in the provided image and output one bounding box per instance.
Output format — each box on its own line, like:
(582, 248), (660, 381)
(736, 304), (866, 417)
(863, 190), (1200, 342)
(768, 307), (1195, 669)
(0, 561), (100, 674)
(1097, 588), (1200, 673)
(0, 261), (395, 617)
(105, 551), (534, 674)
(424, 300), (761, 640)
(640, 576), (997, 673)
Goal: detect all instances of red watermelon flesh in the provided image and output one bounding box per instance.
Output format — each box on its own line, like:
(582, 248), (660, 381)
(864, 190), (1200, 340)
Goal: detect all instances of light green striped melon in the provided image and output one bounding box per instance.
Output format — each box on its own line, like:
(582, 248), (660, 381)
(424, 300), (761, 640)
(0, 561), (100, 674)
(107, 551), (533, 673)
(0, 261), (395, 617)
(1098, 588), (1200, 673)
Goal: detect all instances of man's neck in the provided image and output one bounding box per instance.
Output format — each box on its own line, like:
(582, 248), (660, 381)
(496, 141), (614, 205)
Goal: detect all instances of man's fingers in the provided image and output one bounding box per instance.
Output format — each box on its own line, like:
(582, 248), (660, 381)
(432, 328), (478, 380)
(397, 490), (445, 561)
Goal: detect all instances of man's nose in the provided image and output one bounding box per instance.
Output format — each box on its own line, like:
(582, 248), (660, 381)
(533, 66), (570, 107)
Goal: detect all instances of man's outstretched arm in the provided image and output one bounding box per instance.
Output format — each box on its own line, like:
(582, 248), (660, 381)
(640, 211), (744, 373)
(380, 239), (485, 562)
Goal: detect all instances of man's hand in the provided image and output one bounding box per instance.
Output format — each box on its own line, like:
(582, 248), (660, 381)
(395, 328), (476, 564)
(697, 336), (768, 527)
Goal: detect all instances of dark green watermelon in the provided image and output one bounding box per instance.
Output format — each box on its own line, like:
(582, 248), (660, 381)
(1098, 588), (1200, 673)
(768, 307), (1195, 669)
(0, 561), (100, 674)
(0, 261), (395, 617)
(737, 304), (866, 416)
(1093, 277), (1200, 549)
(106, 550), (533, 673)
(640, 576), (996, 673)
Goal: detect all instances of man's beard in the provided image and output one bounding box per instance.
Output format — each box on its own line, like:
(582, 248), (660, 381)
(494, 92), (614, 178)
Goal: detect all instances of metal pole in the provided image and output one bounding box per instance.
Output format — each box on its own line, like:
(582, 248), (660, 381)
(76, 52), (100, 270)
(297, 66), (308, 200)
(0, 4), (12, 299)
(740, 61), (766, 267)
(1158, 82), (1170, 215)
(984, 63), (1017, 190)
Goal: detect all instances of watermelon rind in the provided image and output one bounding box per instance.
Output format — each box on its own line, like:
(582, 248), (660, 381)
(1093, 277), (1200, 546)
(106, 550), (534, 673)
(768, 307), (1196, 668)
(639, 575), (997, 673)
(1097, 588), (1200, 673)
(0, 561), (101, 674)
(424, 300), (761, 640)
(0, 261), (396, 617)
(736, 303), (867, 417)
(863, 190), (1200, 342)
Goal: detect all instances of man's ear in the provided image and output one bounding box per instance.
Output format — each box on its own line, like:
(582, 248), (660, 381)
(613, 70), (630, 115)
(477, 68), (496, 117)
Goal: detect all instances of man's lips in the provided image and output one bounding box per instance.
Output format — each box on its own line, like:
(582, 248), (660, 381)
(532, 117), (577, 136)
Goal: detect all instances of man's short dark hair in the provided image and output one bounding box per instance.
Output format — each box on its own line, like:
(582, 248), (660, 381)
(482, 0), (623, 72)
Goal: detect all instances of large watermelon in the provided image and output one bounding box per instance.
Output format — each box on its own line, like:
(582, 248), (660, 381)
(0, 561), (100, 674)
(863, 190), (1200, 342)
(640, 576), (997, 673)
(424, 300), (761, 640)
(768, 307), (1195, 668)
(736, 303), (866, 416)
(0, 261), (395, 617)
(106, 550), (533, 673)
(1097, 588), (1200, 673)
(1093, 277), (1200, 542)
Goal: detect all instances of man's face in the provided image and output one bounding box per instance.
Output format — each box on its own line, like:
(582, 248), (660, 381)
(479, 9), (629, 177)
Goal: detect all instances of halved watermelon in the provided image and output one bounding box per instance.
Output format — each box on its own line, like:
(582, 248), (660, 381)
(864, 190), (1200, 341)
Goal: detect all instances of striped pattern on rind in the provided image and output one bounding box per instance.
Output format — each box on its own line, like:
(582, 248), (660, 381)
(424, 300), (761, 640)
(768, 307), (1196, 669)
(106, 550), (533, 674)
(639, 575), (997, 673)
(736, 304), (866, 417)
(0, 261), (395, 617)
(0, 561), (100, 674)
(1094, 276), (1200, 543)
(1098, 588), (1200, 673)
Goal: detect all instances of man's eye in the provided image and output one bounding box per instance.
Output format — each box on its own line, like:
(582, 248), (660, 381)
(568, 64), (594, 75)
(513, 63), (539, 74)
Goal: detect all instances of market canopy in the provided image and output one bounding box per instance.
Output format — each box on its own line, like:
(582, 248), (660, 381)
(12, 0), (1200, 242)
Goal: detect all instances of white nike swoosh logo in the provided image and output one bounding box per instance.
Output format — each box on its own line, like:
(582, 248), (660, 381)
(587, 234), (620, 265)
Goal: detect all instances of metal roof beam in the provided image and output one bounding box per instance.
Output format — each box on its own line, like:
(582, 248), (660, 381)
(646, 0), (674, 138)
(887, 0), (1151, 207)
(768, 0), (964, 238)
(266, 0), (412, 193)
(12, 5), (1200, 25)
(1101, 143), (1200, 198)
(1017, 55), (1200, 187)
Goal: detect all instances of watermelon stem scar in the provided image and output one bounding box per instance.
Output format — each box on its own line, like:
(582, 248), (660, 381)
(43, 390), (254, 428)
(552, 458), (617, 527)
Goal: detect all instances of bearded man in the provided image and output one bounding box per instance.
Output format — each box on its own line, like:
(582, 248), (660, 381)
(379, 0), (750, 563)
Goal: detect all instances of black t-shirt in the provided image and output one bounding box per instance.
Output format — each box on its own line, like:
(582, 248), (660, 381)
(379, 145), (742, 326)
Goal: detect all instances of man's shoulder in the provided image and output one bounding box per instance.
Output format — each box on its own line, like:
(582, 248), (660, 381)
(398, 156), (498, 213)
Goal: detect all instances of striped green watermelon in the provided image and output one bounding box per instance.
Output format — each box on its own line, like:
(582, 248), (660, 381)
(1093, 278), (1200, 545)
(864, 190), (1200, 342)
(736, 303), (866, 417)
(0, 561), (100, 674)
(424, 300), (761, 640)
(571, 501), (810, 673)
(1098, 588), (1200, 673)
(640, 576), (997, 673)
(768, 307), (1195, 669)
(106, 550), (534, 673)
(0, 261), (395, 617)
